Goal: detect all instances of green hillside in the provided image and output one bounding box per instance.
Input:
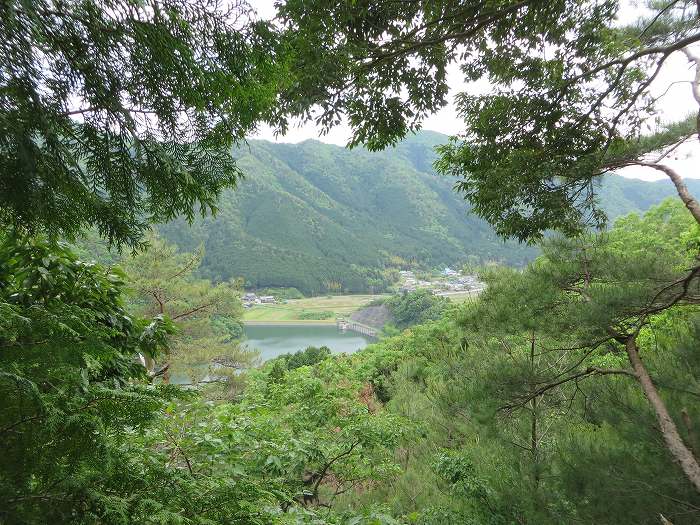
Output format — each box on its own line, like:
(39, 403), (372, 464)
(159, 131), (700, 295)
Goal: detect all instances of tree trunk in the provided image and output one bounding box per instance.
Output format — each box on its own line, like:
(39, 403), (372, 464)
(660, 164), (700, 226)
(625, 336), (700, 493)
(529, 332), (540, 493)
(143, 354), (155, 374)
(632, 162), (700, 226)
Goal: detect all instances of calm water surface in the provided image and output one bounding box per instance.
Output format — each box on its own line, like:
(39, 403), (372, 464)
(243, 324), (372, 361)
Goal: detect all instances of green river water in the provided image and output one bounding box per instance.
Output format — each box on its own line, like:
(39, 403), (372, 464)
(170, 324), (372, 384)
(243, 324), (372, 361)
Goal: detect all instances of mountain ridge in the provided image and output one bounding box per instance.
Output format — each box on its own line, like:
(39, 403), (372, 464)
(159, 131), (699, 294)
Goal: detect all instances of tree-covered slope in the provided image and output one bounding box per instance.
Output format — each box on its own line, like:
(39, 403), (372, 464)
(159, 131), (700, 294)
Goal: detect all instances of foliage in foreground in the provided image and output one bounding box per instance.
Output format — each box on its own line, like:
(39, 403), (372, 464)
(1, 0), (289, 248)
(333, 200), (700, 523)
(0, 234), (409, 524)
(4, 200), (700, 524)
(0, 235), (177, 523)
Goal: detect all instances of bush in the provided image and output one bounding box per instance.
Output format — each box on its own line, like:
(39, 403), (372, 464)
(367, 297), (387, 307)
(211, 315), (245, 341)
(266, 346), (333, 380)
(385, 289), (449, 329)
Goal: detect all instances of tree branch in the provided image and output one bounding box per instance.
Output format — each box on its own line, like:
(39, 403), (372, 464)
(172, 302), (216, 321)
(166, 249), (202, 280)
(606, 161), (700, 225)
(564, 31), (700, 87)
(500, 366), (636, 413)
(682, 45), (700, 142)
(639, 1), (683, 39)
(312, 440), (361, 500)
(625, 335), (700, 492)
(361, 1), (533, 70)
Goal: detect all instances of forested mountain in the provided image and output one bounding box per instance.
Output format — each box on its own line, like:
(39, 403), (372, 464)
(160, 131), (700, 294)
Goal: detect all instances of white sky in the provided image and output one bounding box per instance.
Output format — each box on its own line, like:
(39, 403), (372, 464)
(248, 0), (700, 181)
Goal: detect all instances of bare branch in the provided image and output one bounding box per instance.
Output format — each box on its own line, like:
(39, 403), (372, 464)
(312, 440), (361, 500)
(682, 46), (700, 107)
(172, 302), (217, 321)
(500, 366), (636, 413)
(564, 31), (700, 87)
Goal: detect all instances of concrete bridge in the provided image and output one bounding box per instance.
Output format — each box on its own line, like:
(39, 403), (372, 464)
(336, 318), (377, 338)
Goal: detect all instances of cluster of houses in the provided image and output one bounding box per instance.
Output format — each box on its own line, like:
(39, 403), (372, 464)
(442, 267), (460, 277)
(398, 267), (483, 294)
(398, 270), (432, 293)
(242, 292), (276, 308)
(438, 272), (481, 292)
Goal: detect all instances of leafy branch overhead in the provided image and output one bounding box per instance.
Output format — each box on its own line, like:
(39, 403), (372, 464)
(280, 0), (700, 240)
(0, 0), (289, 247)
(7, 1), (700, 248)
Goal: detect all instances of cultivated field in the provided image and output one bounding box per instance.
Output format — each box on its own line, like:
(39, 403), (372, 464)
(242, 294), (388, 323)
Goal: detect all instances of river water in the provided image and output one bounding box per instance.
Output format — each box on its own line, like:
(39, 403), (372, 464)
(243, 324), (373, 361)
(170, 324), (372, 384)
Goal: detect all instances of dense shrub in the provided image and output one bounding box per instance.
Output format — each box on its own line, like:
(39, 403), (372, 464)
(385, 289), (449, 329)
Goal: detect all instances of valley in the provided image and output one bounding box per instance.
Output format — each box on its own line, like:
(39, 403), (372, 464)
(158, 131), (700, 295)
(6, 3), (700, 522)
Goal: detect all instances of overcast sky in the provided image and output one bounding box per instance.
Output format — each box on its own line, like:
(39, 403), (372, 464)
(248, 1), (699, 181)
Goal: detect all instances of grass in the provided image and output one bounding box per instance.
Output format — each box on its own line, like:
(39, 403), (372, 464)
(243, 294), (388, 323)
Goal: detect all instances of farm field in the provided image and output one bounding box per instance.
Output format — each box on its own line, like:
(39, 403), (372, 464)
(242, 294), (387, 323)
